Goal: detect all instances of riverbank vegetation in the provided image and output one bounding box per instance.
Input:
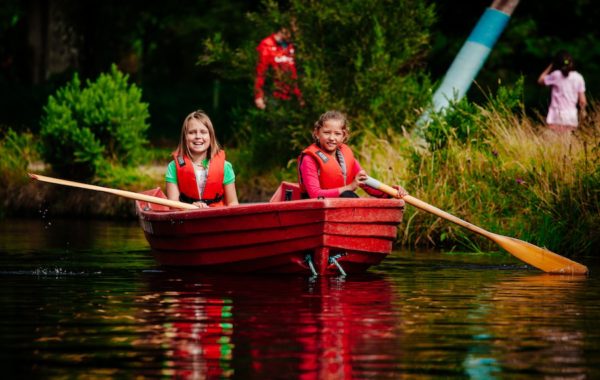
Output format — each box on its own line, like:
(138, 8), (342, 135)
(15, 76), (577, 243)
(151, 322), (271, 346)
(356, 83), (599, 257)
(1, 1), (598, 257)
(2, 78), (598, 256)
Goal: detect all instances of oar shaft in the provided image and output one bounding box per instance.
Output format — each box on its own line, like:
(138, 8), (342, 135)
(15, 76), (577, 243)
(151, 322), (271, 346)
(29, 173), (198, 210)
(366, 177), (492, 238)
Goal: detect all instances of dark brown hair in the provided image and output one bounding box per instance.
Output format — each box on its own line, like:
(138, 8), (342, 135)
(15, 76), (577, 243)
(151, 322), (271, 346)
(553, 50), (575, 78)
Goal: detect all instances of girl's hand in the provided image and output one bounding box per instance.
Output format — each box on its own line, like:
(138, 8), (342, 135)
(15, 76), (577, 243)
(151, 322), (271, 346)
(392, 185), (409, 198)
(346, 179), (359, 192)
(346, 170), (367, 191)
(192, 201), (209, 208)
(355, 170), (368, 183)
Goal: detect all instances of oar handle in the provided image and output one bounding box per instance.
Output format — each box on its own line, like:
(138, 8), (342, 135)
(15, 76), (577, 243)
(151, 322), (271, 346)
(28, 173), (199, 210)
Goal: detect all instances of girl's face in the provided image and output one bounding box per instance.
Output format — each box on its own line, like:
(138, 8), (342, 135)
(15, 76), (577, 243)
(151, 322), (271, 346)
(314, 119), (347, 154)
(186, 118), (211, 158)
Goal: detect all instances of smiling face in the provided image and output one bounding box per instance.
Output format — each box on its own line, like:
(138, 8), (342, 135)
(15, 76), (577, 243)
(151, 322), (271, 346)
(314, 119), (347, 154)
(185, 118), (211, 160)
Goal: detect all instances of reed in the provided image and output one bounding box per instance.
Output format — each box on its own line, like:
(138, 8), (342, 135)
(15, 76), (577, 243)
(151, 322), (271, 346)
(0, 129), (39, 184)
(361, 103), (600, 256)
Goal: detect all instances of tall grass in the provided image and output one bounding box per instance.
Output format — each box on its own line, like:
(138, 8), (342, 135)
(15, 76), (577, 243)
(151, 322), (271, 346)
(0, 129), (40, 184)
(360, 102), (600, 257)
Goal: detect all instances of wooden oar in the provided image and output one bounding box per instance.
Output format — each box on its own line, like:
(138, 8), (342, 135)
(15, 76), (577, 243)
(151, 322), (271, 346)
(364, 177), (588, 275)
(28, 173), (199, 210)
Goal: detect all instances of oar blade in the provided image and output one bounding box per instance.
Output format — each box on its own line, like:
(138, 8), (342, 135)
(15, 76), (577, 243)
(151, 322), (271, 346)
(495, 235), (588, 275)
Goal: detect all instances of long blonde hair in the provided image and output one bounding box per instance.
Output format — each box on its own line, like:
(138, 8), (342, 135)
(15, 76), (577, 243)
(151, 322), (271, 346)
(173, 110), (221, 159)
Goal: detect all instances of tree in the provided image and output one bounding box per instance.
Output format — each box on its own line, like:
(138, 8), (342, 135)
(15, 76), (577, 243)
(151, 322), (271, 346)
(428, 0), (600, 110)
(201, 0), (436, 172)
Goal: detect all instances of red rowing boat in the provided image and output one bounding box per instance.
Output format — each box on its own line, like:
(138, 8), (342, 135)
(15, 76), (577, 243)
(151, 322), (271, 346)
(136, 182), (404, 275)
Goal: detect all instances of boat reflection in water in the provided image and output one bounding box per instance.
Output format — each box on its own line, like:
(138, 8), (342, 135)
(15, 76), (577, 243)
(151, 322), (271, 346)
(137, 271), (396, 378)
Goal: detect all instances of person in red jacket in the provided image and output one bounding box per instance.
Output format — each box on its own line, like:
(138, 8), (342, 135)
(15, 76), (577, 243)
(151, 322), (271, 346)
(254, 26), (303, 110)
(297, 110), (408, 199)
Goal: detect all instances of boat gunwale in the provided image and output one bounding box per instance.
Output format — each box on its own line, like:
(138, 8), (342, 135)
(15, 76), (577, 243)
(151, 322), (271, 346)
(137, 193), (404, 221)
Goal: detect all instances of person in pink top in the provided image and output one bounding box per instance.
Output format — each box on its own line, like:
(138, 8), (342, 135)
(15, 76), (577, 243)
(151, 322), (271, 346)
(297, 110), (408, 199)
(538, 51), (587, 132)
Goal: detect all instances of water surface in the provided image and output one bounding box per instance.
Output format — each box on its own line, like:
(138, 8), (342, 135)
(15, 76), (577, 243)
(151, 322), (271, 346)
(1, 218), (598, 378)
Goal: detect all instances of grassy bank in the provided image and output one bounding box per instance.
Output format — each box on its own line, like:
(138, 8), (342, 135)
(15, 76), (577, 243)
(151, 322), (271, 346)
(358, 104), (599, 257)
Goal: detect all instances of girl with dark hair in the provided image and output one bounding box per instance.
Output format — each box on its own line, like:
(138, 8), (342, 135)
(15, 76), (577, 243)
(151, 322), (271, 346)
(538, 51), (587, 132)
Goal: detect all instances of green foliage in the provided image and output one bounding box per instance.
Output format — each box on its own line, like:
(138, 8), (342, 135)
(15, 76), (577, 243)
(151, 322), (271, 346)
(199, 32), (255, 81)
(293, 0), (435, 134)
(0, 129), (40, 218)
(537, 153), (600, 256)
(487, 77), (525, 115)
(357, 78), (600, 257)
(0, 128), (39, 182)
(233, 105), (308, 171)
(93, 161), (157, 190)
(424, 98), (483, 150)
(200, 0), (435, 173)
(410, 82), (537, 251)
(424, 77), (524, 150)
(40, 65), (150, 179)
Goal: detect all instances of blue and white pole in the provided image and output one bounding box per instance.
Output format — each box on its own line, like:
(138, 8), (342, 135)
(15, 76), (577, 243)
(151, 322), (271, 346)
(417, 0), (519, 131)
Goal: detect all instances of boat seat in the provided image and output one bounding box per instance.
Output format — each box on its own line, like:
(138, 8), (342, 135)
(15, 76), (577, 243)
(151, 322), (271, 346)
(269, 181), (302, 202)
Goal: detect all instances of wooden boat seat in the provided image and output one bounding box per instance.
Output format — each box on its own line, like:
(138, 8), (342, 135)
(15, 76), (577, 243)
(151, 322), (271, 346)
(269, 181), (302, 202)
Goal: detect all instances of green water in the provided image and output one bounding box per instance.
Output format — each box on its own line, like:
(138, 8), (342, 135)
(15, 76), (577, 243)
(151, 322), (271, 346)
(1, 218), (598, 378)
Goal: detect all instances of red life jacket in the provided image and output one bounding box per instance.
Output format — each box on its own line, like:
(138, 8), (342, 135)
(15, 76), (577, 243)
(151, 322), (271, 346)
(297, 143), (357, 196)
(173, 150), (226, 207)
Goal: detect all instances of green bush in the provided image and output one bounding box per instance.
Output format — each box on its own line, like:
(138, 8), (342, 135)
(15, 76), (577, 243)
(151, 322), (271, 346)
(0, 128), (40, 183)
(424, 98), (483, 150)
(40, 64), (150, 179)
(424, 77), (524, 150)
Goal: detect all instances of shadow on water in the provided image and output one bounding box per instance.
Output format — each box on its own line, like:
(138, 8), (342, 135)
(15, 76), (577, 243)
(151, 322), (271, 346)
(1, 218), (599, 378)
(0, 217), (152, 272)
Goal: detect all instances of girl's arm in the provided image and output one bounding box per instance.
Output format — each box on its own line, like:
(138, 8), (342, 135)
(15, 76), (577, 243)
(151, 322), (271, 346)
(354, 161), (409, 198)
(223, 183), (239, 206)
(166, 182), (180, 202)
(578, 91), (587, 109)
(538, 64), (553, 85)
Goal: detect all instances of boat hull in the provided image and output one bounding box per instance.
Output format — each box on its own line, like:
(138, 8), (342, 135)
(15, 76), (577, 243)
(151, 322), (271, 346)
(136, 183), (404, 275)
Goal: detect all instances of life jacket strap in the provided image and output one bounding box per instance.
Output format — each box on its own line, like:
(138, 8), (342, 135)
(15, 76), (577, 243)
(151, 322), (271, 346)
(179, 192), (224, 205)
